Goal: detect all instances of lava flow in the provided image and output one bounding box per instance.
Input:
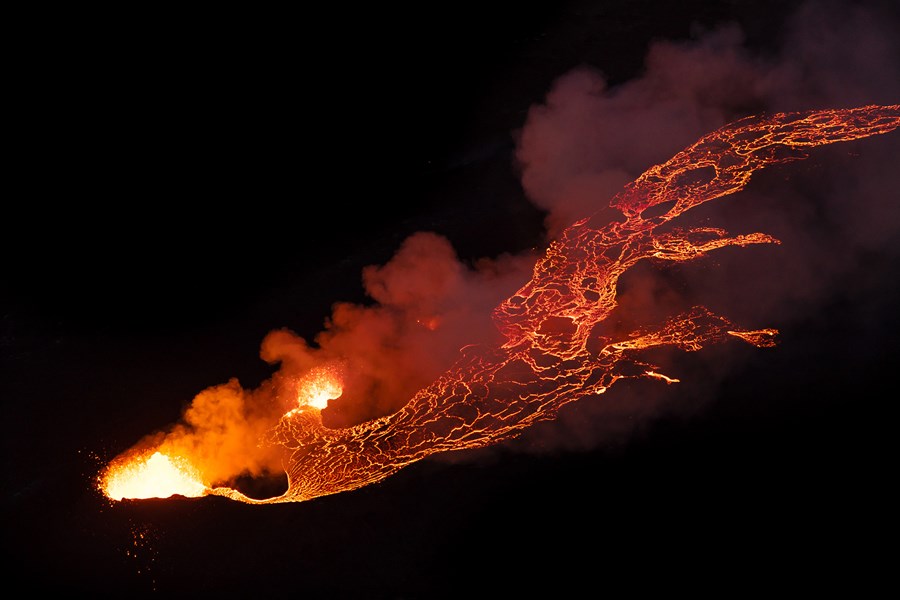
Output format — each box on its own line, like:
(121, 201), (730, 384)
(100, 104), (899, 504)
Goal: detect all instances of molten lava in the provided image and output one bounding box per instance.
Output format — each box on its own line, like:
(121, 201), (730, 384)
(103, 451), (207, 501)
(295, 366), (343, 411)
(101, 104), (899, 505)
(280, 369), (342, 425)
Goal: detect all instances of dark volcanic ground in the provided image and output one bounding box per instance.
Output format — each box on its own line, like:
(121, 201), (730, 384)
(4, 1), (898, 596)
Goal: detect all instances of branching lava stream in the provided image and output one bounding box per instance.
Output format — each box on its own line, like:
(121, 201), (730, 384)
(100, 104), (900, 504)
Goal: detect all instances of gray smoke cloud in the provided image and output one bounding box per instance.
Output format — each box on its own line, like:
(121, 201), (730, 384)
(500, 0), (900, 452)
(516, 1), (900, 235)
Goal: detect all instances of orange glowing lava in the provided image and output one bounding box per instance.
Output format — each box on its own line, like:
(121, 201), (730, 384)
(102, 104), (899, 505)
(295, 367), (343, 411)
(102, 451), (207, 501)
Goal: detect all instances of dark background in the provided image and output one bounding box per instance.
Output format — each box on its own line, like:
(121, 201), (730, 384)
(4, 1), (897, 596)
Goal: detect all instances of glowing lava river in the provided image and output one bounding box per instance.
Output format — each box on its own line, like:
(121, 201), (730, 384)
(100, 104), (899, 504)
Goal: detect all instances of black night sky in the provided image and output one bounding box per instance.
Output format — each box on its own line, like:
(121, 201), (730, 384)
(4, 1), (899, 596)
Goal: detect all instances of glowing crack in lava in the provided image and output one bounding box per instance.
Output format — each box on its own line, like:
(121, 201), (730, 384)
(100, 104), (899, 504)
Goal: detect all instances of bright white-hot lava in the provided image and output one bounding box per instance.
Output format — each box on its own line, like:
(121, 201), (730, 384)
(295, 367), (343, 411)
(102, 451), (208, 501)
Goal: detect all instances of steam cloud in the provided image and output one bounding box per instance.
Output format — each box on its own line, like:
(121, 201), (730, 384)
(122, 0), (900, 486)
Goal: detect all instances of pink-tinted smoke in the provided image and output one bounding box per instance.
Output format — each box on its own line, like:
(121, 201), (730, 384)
(508, 0), (900, 450)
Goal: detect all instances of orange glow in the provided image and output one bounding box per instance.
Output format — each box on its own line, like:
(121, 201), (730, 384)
(103, 104), (899, 505)
(101, 451), (207, 501)
(295, 366), (343, 411)
(645, 371), (680, 384)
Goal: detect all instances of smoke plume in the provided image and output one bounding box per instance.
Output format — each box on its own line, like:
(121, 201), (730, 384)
(261, 232), (535, 428)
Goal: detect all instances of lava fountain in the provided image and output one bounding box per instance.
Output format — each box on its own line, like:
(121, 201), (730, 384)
(99, 104), (899, 504)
